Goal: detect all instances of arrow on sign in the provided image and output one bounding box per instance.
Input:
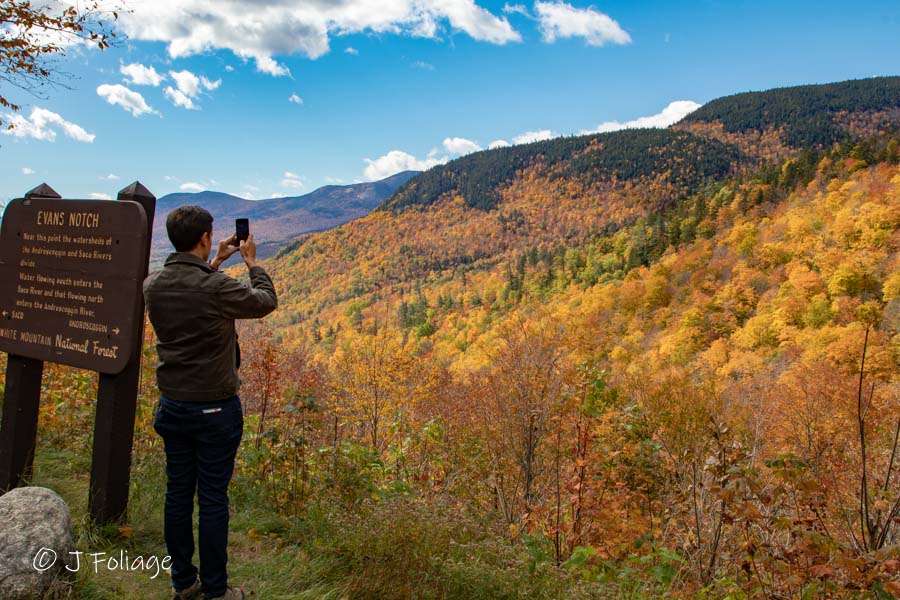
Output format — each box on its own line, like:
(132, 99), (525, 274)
(112, 327), (120, 335)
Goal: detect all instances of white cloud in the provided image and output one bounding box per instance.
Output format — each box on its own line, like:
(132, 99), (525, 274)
(345, 47), (359, 55)
(325, 176), (345, 184)
(282, 171), (305, 190)
(180, 182), (205, 192)
(363, 150), (447, 180)
(225, 65), (235, 72)
(171, 70), (221, 96)
(443, 137), (481, 155)
(512, 129), (554, 144)
(243, 184), (260, 199)
(164, 70), (221, 109)
(580, 100), (702, 134)
(2, 108), (95, 143)
(89, 192), (113, 200)
(412, 60), (435, 70)
(118, 1), (520, 76)
(502, 3), (530, 17)
(99, 173), (120, 180)
(164, 87), (196, 110)
(22, 167), (35, 175)
(534, 1), (631, 46)
(363, 129), (555, 181)
(289, 93), (303, 104)
(97, 84), (158, 117)
(255, 55), (290, 76)
(201, 75), (223, 91)
(120, 62), (165, 86)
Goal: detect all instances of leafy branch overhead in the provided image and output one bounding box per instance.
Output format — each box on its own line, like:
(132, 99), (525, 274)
(0, 0), (119, 127)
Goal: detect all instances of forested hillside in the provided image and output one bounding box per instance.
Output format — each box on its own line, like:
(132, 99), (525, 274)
(7, 77), (898, 598)
(381, 128), (743, 212)
(263, 78), (899, 354)
(680, 76), (900, 147)
(222, 143), (900, 597)
(220, 77), (900, 595)
(381, 77), (899, 214)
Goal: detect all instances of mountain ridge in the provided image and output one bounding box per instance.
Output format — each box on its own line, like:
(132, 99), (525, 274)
(151, 170), (418, 266)
(259, 76), (900, 353)
(377, 76), (900, 215)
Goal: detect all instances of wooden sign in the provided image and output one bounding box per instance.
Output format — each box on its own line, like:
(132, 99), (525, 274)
(0, 182), (156, 525)
(0, 197), (147, 374)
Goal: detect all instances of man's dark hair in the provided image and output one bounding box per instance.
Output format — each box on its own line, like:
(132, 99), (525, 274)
(167, 205), (213, 251)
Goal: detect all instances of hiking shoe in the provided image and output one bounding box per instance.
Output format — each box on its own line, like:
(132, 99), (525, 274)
(172, 575), (201, 599)
(206, 586), (245, 600)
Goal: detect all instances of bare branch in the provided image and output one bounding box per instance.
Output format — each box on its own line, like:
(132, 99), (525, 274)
(0, 0), (122, 128)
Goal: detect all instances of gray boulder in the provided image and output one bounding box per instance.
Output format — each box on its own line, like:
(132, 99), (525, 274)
(0, 486), (75, 599)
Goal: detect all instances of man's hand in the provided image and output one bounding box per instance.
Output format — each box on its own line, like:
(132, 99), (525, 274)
(209, 234), (240, 270)
(240, 233), (258, 268)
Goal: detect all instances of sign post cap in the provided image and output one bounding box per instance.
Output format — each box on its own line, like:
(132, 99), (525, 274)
(25, 183), (61, 199)
(117, 181), (155, 201)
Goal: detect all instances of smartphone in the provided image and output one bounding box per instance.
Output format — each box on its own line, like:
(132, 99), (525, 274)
(235, 218), (249, 243)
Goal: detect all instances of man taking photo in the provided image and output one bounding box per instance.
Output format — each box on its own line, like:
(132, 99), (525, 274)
(144, 206), (277, 600)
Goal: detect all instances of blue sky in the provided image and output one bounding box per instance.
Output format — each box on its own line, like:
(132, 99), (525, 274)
(1, 0), (898, 205)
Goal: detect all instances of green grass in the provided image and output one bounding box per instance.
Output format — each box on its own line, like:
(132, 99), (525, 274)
(26, 441), (321, 599)
(21, 440), (615, 599)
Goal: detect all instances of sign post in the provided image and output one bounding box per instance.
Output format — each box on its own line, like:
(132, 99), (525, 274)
(0, 185), (58, 493)
(90, 182), (156, 523)
(0, 182), (155, 524)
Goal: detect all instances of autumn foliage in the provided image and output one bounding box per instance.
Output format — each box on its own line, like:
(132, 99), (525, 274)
(4, 80), (900, 596)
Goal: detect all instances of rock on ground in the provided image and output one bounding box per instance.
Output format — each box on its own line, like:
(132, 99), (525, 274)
(0, 486), (75, 599)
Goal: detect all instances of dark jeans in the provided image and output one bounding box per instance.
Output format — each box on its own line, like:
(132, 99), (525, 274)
(153, 395), (243, 598)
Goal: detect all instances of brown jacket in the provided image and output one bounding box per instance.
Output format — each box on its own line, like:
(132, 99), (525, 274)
(143, 252), (277, 402)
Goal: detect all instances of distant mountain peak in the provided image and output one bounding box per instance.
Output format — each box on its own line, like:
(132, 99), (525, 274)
(151, 170), (419, 266)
